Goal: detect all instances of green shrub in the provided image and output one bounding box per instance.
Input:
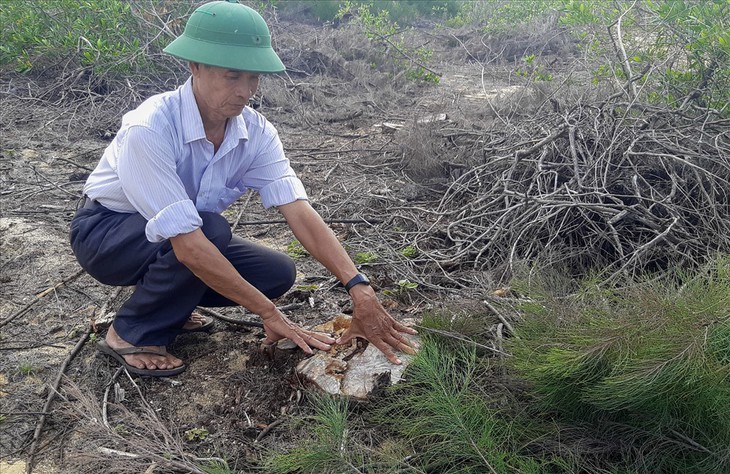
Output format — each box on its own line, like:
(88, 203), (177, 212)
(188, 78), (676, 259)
(273, 1), (460, 24)
(0, 0), (195, 80)
(336, 1), (441, 83)
(510, 258), (730, 472)
(0, 0), (147, 74)
(648, 0), (730, 110)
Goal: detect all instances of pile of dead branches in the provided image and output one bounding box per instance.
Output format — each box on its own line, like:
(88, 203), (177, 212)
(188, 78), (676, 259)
(389, 99), (730, 285)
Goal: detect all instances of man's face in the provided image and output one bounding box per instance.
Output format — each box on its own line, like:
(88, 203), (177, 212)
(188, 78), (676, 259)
(190, 63), (260, 120)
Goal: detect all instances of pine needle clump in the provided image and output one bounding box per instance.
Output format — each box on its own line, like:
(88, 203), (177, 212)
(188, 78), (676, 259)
(375, 338), (550, 474)
(264, 395), (367, 474)
(510, 258), (730, 473)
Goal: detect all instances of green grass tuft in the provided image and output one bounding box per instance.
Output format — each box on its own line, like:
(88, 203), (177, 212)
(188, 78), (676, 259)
(265, 395), (366, 474)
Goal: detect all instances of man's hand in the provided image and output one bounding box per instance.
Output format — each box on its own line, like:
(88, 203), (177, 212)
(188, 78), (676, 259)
(335, 285), (418, 364)
(278, 200), (418, 364)
(260, 309), (335, 355)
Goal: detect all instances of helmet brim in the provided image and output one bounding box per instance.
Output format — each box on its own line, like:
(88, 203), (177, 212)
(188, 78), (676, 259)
(164, 35), (286, 74)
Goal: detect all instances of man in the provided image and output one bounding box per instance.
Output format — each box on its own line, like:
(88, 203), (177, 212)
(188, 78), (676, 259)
(70, 0), (416, 377)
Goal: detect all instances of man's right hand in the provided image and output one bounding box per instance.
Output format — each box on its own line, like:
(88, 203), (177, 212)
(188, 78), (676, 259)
(260, 309), (335, 354)
(172, 230), (335, 354)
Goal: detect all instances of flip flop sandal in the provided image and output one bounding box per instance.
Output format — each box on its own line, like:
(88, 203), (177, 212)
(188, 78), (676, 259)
(180, 313), (215, 333)
(97, 340), (187, 377)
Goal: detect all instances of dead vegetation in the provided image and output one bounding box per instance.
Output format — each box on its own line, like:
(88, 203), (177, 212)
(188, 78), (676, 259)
(384, 98), (730, 285)
(1, 5), (729, 473)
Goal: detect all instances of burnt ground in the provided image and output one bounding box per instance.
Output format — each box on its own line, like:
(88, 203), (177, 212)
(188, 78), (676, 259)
(0, 16), (570, 473)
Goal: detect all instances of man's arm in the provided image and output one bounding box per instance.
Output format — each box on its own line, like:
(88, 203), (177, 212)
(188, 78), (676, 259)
(278, 199), (417, 364)
(169, 229), (334, 353)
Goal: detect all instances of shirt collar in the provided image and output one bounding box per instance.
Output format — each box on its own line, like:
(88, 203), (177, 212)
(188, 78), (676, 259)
(180, 77), (205, 144)
(226, 111), (249, 143)
(180, 77), (249, 145)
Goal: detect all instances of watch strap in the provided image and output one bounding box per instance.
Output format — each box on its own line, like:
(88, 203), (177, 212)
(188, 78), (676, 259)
(344, 273), (370, 292)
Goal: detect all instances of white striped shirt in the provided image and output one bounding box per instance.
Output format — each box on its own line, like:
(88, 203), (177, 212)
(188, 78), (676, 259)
(83, 77), (307, 243)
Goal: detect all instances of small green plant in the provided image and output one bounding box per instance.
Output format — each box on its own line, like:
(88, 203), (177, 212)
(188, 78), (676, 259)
(286, 240), (308, 259)
(376, 338), (545, 473)
(383, 279), (418, 296)
(18, 362), (35, 376)
(112, 423), (128, 435)
(399, 245), (418, 259)
(89, 333), (98, 344)
(405, 46), (440, 83)
(265, 395), (365, 473)
(516, 54), (553, 82)
(200, 459), (231, 474)
(295, 283), (319, 291)
(184, 427), (209, 442)
(353, 251), (378, 264)
(0, 414), (7, 424)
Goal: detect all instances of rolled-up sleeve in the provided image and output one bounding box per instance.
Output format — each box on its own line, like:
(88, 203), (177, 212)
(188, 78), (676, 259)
(259, 176), (308, 208)
(145, 199), (203, 243)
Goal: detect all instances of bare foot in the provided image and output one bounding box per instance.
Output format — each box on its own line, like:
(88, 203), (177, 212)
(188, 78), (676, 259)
(106, 324), (183, 371)
(182, 312), (210, 331)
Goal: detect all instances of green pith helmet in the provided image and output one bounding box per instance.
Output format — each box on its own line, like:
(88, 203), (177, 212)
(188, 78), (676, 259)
(163, 0), (285, 73)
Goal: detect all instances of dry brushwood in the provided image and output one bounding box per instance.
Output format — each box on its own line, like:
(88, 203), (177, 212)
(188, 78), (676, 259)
(375, 98), (730, 287)
(57, 373), (227, 474)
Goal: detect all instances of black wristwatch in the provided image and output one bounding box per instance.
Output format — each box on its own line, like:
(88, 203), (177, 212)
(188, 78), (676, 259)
(344, 273), (370, 293)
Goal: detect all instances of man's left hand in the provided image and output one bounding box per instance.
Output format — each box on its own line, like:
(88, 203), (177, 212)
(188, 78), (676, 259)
(335, 286), (418, 364)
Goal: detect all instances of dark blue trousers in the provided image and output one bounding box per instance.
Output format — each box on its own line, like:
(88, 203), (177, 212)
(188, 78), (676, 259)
(70, 203), (295, 347)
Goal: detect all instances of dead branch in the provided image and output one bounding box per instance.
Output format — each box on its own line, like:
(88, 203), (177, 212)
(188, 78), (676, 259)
(195, 306), (264, 328)
(231, 217), (383, 226)
(195, 303), (307, 329)
(350, 95), (730, 293)
(254, 418), (286, 443)
(26, 324), (93, 473)
(483, 300), (517, 339)
(608, 0), (639, 100)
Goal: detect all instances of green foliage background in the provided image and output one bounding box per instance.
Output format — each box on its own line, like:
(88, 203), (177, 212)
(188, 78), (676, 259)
(2, 0), (728, 106)
(510, 259), (730, 472)
(0, 0), (152, 74)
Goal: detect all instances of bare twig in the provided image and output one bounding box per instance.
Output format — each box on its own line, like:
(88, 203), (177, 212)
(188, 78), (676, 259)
(413, 325), (510, 356)
(483, 300), (517, 339)
(195, 306), (264, 328)
(26, 324), (93, 473)
(254, 417), (286, 443)
(230, 217), (383, 226)
(608, 0), (639, 100)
